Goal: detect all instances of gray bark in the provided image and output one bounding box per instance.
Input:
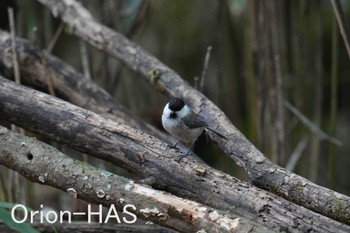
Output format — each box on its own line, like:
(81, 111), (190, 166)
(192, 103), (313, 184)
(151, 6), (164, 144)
(0, 77), (349, 232)
(0, 126), (261, 233)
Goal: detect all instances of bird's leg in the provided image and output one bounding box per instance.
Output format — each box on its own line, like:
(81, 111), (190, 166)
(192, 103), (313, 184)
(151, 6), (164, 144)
(168, 139), (180, 151)
(177, 146), (191, 162)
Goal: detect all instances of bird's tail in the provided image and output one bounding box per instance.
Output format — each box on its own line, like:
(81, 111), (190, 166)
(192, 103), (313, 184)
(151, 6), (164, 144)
(205, 127), (227, 139)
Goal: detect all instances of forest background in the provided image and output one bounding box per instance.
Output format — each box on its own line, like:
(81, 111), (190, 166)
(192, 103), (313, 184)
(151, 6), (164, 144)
(0, 0), (349, 231)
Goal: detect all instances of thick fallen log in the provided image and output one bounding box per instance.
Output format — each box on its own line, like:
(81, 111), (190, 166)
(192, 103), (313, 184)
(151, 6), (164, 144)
(0, 126), (261, 233)
(0, 77), (349, 232)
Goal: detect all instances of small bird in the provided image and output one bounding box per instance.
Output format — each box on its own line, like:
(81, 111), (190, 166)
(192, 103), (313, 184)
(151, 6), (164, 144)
(162, 97), (226, 161)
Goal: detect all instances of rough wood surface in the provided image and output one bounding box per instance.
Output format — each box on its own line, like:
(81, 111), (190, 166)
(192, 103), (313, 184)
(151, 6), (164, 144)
(0, 126), (262, 233)
(0, 30), (207, 163)
(35, 0), (350, 224)
(0, 77), (349, 232)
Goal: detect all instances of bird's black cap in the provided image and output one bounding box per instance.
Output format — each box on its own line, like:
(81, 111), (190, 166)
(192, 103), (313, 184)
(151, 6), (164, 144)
(168, 98), (185, 111)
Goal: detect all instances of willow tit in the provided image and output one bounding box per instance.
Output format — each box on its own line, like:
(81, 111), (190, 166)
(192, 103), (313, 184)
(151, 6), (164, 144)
(162, 97), (226, 160)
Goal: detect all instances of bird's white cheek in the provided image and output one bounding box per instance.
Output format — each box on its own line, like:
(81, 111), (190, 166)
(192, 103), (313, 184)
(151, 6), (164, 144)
(162, 114), (175, 131)
(176, 105), (191, 119)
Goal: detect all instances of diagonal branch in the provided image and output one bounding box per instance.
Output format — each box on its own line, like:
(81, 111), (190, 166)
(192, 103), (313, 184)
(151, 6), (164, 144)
(284, 100), (342, 146)
(330, 0), (350, 62)
(35, 0), (350, 224)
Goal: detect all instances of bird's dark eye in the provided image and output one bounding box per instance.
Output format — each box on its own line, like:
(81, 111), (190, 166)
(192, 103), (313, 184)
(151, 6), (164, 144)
(170, 112), (177, 119)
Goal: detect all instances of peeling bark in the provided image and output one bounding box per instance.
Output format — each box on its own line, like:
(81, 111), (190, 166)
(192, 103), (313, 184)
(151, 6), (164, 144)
(0, 126), (258, 233)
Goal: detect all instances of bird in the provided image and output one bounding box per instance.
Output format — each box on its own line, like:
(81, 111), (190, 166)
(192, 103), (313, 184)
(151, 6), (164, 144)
(161, 97), (226, 161)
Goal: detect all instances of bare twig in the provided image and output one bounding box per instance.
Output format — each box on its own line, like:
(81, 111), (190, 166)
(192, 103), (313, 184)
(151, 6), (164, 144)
(199, 46), (212, 91)
(7, 8), (20, 84)
(330, 0), (350, 62)
(80, 40), (91, 80)
(7, 7), (23, 205)
(328, 17), (339, 188)
(285, 136), (309, 172)
(193, 76), (199, 89)
(284, 100), (342, 146)
(267, 1), (285, 164)
(78, 0), (91, 83)
(309, 2), (324, 182)
(41, 51), (56, 96)
(47, 22), (65, 52)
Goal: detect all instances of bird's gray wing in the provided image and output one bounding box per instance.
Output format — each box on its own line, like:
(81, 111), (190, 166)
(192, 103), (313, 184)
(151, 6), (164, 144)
(182, 113), (208, 129)
(183, 112), (227, 139)
(205, 127), (227, 139)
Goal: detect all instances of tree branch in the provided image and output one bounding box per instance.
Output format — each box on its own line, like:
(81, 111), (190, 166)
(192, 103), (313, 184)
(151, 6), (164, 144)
(35, 0), (350, 224)
(0, 77), (349, 232)
(0, 29), (168, 144)
(7, 8), (20, 84)
(330, 0), (350, 62)
(0, 126), (260, 233)
(284, 100), (342, 146)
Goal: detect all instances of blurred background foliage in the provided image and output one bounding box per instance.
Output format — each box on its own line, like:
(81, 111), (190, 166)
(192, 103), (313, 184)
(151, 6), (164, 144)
(0, 0), (350, 216)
